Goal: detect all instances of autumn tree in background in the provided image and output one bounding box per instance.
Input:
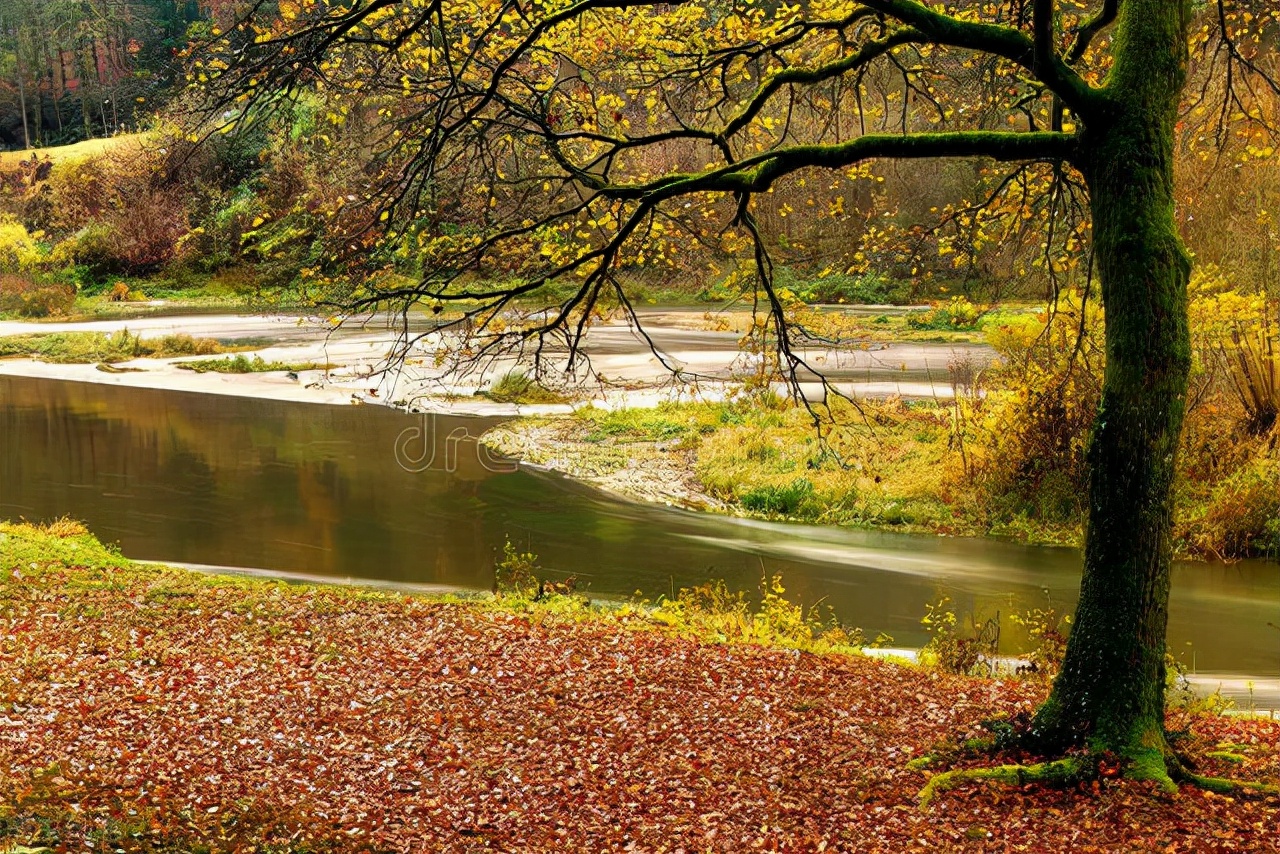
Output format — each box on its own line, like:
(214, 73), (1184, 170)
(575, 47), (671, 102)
(0, 0), (205, 148)
(194, 0), (1279, 794)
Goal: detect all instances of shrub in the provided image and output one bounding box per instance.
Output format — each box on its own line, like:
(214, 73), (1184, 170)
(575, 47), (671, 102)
(67, 222), (129, 280)
(0, 214), (47, 270)
(31, 156), (113, 232)
(1188, 264), (1279, 434)
(919, 596), (1000, 676)
(975, 294), (1103, 525)
(1185, 452), (1280, 560)
(0, 274), (74, 318)
(1217, 315), (1279, 435)
(153, 334), (222, 356)
(786, 269), (910, 305)
(905, 296), (985, 330)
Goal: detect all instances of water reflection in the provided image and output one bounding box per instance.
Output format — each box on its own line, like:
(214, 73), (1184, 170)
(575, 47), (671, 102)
(1, 375), (1276, 700)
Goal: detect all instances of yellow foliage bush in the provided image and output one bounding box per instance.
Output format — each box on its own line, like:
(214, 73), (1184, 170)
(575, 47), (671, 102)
(975, 291), (1103, 525)
(0, 214), (47, 271)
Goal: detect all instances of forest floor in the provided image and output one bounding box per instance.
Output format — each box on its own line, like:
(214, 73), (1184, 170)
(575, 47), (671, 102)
(1, 520), (1277, 853)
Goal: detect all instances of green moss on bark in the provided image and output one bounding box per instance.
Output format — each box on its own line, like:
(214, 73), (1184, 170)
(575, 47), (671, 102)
(1031, 0), (1194, 775)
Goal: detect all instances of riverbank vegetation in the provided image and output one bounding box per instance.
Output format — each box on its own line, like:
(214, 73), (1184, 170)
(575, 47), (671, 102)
(0, 330), (224, 363)
(491, 273), (1280, 562)
(1, 519), (1276, 852)
(175, 353), (331, 375)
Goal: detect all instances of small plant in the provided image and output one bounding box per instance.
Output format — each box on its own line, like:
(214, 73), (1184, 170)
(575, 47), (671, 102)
(652, 574), (866, 653)
(1008, 603), (1070, 677)
(757, 573), (811, 642)
(0, 274), (74, 318)
(481, 370), (568, 404)
(494, 539), (540, 598)
(105, 281), (147, 302)
(1164, 653), (1234, 716)
(920, 596), (1000, 675)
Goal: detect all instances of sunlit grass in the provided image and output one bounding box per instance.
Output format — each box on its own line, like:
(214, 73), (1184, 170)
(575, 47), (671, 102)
(0, 134), (146, 168)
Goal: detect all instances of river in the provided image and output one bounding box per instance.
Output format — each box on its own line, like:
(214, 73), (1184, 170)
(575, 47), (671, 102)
(1, 374), (1276, 709)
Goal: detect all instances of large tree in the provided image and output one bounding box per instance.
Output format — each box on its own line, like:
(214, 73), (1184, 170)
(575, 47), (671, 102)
(195, 0), (1279, 796)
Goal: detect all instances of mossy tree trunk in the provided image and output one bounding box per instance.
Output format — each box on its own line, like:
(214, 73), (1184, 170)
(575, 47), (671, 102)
(1032, 0), (1193, 783)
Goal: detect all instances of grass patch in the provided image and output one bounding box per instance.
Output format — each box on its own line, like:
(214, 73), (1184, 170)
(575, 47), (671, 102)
(578, 401), (736, 443)
(690, 398), (968, 531)
(175, 353), (330, 374)
(790, 302), (1041, 345)
(739, 478), (816, 515)
(561, 396), (1074, 543)
(478, 370), (570, 404)
(0, 330), (223, 364)
(0, 520), (869, 659)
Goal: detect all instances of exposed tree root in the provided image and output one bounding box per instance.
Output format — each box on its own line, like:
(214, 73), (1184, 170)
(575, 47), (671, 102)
(917, 757), (1088, 808)
(916, 747), (1280, 808)
(1172, 766), (1280, 798)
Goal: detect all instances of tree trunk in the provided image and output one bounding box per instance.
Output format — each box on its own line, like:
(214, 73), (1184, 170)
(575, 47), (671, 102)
(1033, 0), (1192, 784)
(15, 34), (31, 150)
(43, 39), (64, 135)
(78, 42), (93, 140)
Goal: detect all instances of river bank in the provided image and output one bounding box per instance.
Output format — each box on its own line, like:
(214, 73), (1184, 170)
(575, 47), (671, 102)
(2, 310), (1278, 562)
(0, 309), (1004, 533)
(0, 308), (992, 412)
(1, 519), (1276, 853)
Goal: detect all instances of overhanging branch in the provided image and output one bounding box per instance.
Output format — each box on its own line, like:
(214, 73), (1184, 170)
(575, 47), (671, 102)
(604, 131), (1078, 200)
(1068, 0), (1121, 65)
(858, 0), (1100, 118)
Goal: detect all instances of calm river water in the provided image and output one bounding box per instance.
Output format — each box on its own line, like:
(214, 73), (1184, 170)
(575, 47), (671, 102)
(1, 375), (1276, 706)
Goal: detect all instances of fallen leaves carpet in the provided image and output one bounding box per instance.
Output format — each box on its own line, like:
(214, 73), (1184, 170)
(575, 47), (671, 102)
(0, 563), (1276, 852)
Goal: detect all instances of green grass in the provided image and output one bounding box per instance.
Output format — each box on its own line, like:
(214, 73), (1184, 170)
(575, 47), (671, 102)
(558, 396), (1078, 540)
(740, 478), (816, 514)
(0, 519), (868, 661)
(175, 354), (330, 374)
(478, 370), (570, 404)
(0, 331), (223, 364)
(579, 401), (735, 443)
